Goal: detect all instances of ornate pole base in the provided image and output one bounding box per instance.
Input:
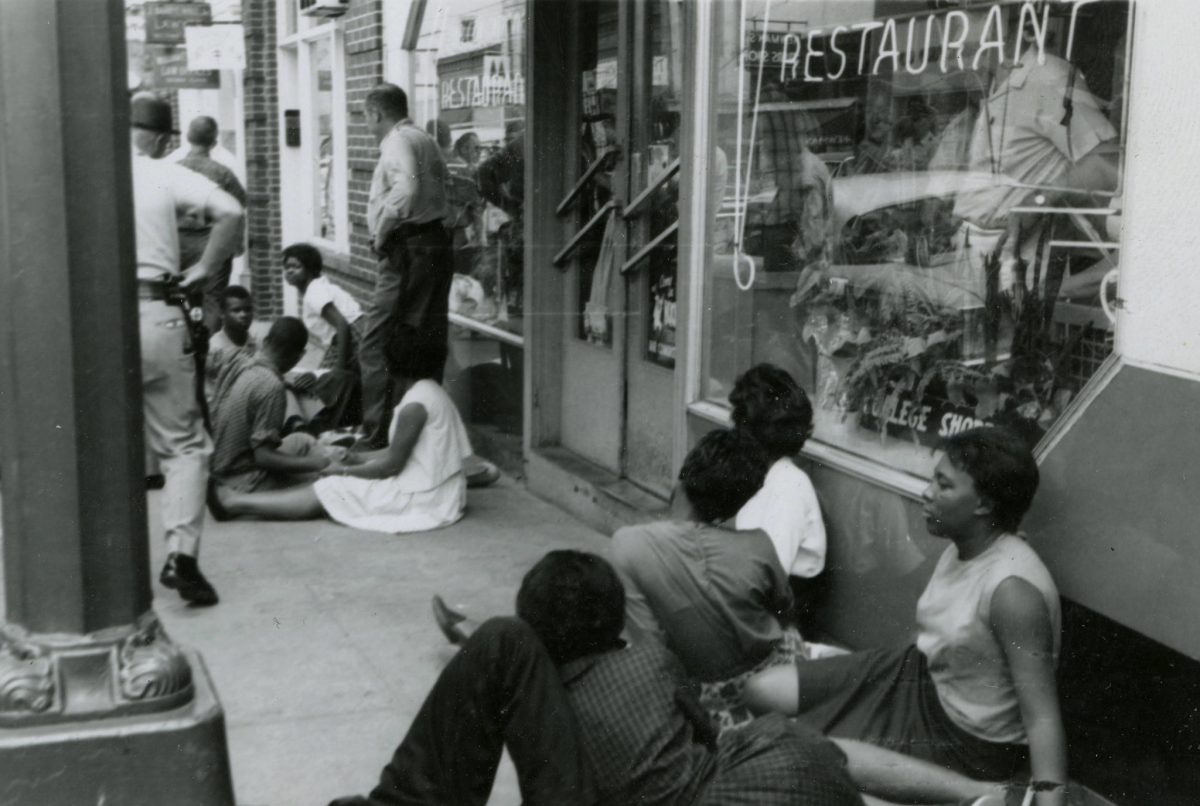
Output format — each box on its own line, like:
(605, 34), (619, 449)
(0, 612), (192, 727)
(0, 647), (234, 806)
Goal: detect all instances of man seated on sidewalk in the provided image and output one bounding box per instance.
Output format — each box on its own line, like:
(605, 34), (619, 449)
(210, 317), (342, 493)
(207, 284), (361, 437)
(330, 549), (865, 806)
(209, 285), (257, 358)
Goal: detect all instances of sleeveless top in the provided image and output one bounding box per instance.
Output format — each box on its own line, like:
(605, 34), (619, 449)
(916, 534), (1061, 744)
(390, 379), (471, 493)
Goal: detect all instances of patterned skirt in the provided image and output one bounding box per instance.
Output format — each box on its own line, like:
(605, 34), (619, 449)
(699, 627), (811, 735)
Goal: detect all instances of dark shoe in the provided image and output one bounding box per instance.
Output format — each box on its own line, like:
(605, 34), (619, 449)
(431, 595), (471, 646)
(206, 479), (233, 522)
(465, 460), (501, 489)
(160, 553), (219, 606)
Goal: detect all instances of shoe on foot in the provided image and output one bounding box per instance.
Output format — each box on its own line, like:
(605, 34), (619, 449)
(160, 553), (219, 606)
(431, 595), (471, 646)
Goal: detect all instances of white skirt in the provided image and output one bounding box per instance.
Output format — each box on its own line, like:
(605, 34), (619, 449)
(313, 471), (466, 534)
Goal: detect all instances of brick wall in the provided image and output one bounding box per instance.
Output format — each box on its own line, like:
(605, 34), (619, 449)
(335, 0), (384, 302)
(243, 0), (283, 315)
(241, 0), (382, 314)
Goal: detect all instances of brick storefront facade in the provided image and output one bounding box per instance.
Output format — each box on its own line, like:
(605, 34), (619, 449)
(243, 0), (283, 315)
(241, 0), (384, 315)
(331, 0), (384, 301)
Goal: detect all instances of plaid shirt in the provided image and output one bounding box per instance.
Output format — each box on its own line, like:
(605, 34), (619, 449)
(561, 642), (863, 806)
(210, 351), (285, 492)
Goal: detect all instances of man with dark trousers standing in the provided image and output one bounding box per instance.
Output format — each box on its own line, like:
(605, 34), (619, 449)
(129, 94), (243, 606)
(359, 83), (451, 449)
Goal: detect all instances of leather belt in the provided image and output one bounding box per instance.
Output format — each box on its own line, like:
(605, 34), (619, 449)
(395, 220), (446, 239)
(137, 279), (171, 302)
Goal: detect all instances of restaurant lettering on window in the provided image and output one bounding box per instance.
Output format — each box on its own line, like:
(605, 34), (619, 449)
(703, 0), (1130, 477)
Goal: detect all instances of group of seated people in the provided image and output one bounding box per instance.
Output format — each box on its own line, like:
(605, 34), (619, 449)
(331, 364), (1066, 806)
(204, 243), (494, 534)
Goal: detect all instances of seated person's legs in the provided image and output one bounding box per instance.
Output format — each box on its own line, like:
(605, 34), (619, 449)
(698, 714), (864, 806)
(743, 661), (800, 715)
(331, 617), (595, 806)
(302, 368), (363, 434)
(212, 482), (327, 521)
(397, 617), (593, 806)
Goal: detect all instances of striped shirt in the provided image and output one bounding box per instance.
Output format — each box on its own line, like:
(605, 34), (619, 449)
(210, 351), (286, 492)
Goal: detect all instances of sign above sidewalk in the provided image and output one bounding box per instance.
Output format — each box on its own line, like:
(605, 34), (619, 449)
(145, 45), (219, 89)
(184, 23), (245, 70)
(144, 1), (212, 45)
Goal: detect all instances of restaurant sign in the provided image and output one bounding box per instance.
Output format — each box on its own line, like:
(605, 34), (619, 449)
(145, 45), (219, 90)
(144, 1), (212, 45)
(440, 53), (526, 112)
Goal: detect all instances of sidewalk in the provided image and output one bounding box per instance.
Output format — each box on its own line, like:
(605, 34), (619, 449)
(148, 475), (610, 806)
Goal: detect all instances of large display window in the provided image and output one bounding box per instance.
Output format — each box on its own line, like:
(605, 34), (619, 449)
(400, 1), (529, 463)
(279, 13), (348, 252)
(699, 0), (1130, 479)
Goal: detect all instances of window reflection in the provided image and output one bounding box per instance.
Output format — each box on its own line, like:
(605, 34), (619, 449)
(702, 0), (1129, 476)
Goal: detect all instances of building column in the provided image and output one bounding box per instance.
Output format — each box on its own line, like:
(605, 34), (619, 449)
(0, 1), (232, 802)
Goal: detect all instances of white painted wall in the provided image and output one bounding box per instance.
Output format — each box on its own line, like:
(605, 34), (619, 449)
(1116, 0), (1200, 379)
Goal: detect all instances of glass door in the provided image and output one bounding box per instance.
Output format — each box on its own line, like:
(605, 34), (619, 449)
(554, 0), (627, 473)
(620, 0), (686, 496)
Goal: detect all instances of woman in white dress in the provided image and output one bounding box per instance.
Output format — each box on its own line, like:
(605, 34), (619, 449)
(213, 324), (473, 533)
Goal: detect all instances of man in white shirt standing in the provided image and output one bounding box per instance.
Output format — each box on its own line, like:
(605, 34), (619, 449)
(130, 94), (243, 606)
(360, 83), (452, 449)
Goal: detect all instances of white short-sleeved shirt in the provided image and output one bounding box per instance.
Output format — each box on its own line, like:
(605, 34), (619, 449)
(132, 153), (218, 280)
(735, 458), (827, 578)
(954, 54), (1117, 229)
(301, 276), (364, 351)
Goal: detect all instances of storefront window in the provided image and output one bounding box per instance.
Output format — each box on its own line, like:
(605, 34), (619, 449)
(640, 0), (685, 368)
(574, 0), (620, 346)
(700, 0), (1130, 477)
(280, 20), (346, 251)
(421, 3), (526, 335)
(409, 0), (528, 457)
(310, 35), (337, 242)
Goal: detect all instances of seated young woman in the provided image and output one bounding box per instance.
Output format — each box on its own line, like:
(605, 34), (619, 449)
(743, 426), (1067, 805)
(729, 363), (826, 583)
(212, 324), (473, 534)
(432, 426), (1010, 805)
(609, 428), (808, 732)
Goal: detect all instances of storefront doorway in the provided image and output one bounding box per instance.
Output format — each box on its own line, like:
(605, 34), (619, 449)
(553, 0), (686, 498)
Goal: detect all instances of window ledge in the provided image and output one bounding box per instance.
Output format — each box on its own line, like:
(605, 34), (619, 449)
(686, 400), (928, 500)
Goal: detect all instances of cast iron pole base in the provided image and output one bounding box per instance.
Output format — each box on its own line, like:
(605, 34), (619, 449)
(0, 649), (234, 806)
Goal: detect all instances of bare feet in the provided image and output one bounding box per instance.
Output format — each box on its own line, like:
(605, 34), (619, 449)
(431, 595), (477, 646)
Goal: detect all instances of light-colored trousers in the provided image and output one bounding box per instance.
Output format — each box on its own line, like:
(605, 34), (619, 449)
(140, 300), (211, 557)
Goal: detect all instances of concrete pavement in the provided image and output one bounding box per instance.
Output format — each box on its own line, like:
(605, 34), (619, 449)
(148, 474), (610, 806)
